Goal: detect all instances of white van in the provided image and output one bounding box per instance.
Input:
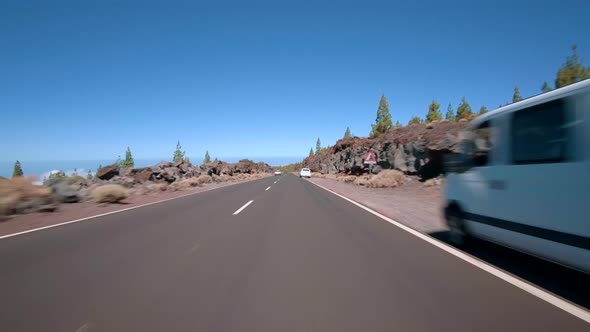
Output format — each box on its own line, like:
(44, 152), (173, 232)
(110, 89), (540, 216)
(444, 79), (590, 274)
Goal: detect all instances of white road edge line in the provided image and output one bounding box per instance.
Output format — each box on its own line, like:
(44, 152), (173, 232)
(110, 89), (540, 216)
(265, 186), (271, 191)
(307, 180), (590, 323)
(232, 200), (254, 216)
(0, 178), (269, 241)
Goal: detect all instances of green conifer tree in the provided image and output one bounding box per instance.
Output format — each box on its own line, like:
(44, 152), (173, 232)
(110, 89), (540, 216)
(512, 86), (523, 103)
(370, 95), (393, 138)
(203, 150), (211, 164)
(456, 97), (473, 120)
(173, 141), (185, 163)
(425, 99), (442, 122)
(555, 45), (590, 88)
(12, 160), (23, 178)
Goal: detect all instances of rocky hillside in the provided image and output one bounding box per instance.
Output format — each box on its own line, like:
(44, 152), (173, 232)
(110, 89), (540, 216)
(303, 121), (468, 179)
(0, 159), (274, 219)
(96, 159), (274, 185)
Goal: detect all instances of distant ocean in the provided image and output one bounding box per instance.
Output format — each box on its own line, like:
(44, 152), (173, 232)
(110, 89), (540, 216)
(0, 157), (304, 180)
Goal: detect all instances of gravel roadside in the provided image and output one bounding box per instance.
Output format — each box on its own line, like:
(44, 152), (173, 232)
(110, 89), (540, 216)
(308, 177), (448, 234)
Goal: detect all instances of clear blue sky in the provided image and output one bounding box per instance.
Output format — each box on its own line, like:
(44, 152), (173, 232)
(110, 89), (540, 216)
(1, 0), (589, 162)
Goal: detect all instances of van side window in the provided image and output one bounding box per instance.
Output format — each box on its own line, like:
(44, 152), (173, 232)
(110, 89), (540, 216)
(511, 99), (567, 164)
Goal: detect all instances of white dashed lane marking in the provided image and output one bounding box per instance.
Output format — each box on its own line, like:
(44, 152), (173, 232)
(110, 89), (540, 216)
(232, 200), (254, 216)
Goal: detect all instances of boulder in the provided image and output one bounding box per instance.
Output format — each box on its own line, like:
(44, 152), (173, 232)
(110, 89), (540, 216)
(119, 167), (133, 177)
(51, 181), (80, 203)
(157, 161), (172, 168)
(110, 176), (136, 188)
(96, 164), (119, 180)
(371, 165), (383, 174)
(164, 167), (180, 178)
(179, 164), (189, 173)
(134, 169), (153, 183)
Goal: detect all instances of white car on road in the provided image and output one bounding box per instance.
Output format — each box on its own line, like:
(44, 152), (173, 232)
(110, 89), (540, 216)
(300, 168), (311, 178)
(274, 170), (282, 176)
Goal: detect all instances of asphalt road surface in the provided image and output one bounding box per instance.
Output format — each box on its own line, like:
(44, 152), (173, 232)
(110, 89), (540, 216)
(0, 174), (588, 331)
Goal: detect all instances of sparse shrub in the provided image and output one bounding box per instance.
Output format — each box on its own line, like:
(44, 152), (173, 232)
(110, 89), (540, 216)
(169, 178), (201, 191)
(197, 175), (213, 185)
(325, 174), (338, 180)
(43, 171), (66, 186)
(337, 175), (356, 183)
(366, 170), (404, 188)
(91, 184), (129, 203)
(423, 179), (436, 187)
(65, 175), (87, 185)
(353, 175), (371, 186)
(0, 177), (52, 215)
(144, 183), (168, 193)
(0, 196), (17, 217)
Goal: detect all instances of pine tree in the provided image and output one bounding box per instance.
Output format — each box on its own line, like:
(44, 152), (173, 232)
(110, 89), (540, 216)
(120, 147), (134, 168)
(184, 157), (190, 164)
(541, 81), (552, 93)
(12, 160), (23, 178)
(97, 164), (103, 171)
(512, 86), (523, 103)
(479, 106), (488, 115)
(456, 97), (473, 120)
(395, 120), (402, 128)
(408, 116), (422, 125)
(173, 141), (185, 163)
(370, 95), (393, 138)
(203, 150), (211, 164)
(343, 127), (352, 138)
(445, 103), (455, 120)
(87, 170), (93, 180)
(555, 45), (590, 88)
(425, 99), (442, 122)
(315, 138), (321, 155)
(309, 148), (314, 158)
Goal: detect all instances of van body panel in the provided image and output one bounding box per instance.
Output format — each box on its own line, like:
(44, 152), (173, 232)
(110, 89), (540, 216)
(444, 79), (590, 273)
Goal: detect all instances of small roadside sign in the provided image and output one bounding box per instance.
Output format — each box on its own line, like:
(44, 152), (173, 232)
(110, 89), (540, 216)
(363, 150), (377, 164)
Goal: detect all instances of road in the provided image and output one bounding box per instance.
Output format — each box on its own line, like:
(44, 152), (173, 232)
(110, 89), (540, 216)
(0, 174), (588, 331)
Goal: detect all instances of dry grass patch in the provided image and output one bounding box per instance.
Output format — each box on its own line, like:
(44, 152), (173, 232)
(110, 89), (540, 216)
(0, 177), (51, 201)
(91, 184), (129, 203)
(0, 177), (51, 215)
(336, 175), (357, 183)
(197, 175), (213, 185)
(168, 178), (201, 191)
(366, 170), (405, 188)
(353, 175), (371, 186)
